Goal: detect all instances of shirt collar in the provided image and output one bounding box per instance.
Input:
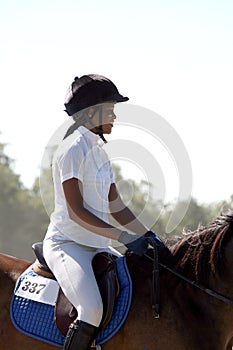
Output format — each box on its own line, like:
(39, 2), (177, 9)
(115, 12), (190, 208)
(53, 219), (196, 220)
(78, 125), (105, 147)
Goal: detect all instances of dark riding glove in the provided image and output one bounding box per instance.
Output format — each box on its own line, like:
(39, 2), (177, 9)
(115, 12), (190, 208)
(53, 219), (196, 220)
(144, 231), (163, 244)
(144, 231), (164, 246)
(118, 231), (149, 256)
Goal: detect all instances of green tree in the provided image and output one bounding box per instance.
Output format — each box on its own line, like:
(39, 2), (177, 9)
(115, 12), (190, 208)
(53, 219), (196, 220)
(0, 141), (49, 259)
(161, 198), (214, 237)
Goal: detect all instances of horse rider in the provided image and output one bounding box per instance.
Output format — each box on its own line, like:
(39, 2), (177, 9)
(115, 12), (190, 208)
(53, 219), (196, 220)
(43, 74), (166, 350)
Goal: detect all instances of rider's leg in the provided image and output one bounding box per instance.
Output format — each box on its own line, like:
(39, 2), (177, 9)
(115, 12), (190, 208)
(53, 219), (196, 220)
(43, 239), (103, 327)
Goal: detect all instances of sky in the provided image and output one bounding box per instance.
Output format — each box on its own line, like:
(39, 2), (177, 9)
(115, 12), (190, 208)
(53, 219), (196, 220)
(0, 0), (233, 205)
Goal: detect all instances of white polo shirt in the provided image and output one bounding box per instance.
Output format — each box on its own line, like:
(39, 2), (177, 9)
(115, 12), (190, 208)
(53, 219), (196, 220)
(46, 126), (114, 248)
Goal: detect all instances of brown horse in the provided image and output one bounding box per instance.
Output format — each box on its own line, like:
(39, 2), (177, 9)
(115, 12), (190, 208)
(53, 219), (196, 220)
(1, 212), (233, 350)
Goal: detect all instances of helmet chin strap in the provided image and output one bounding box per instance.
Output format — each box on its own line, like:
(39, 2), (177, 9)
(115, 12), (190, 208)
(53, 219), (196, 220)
(89, 106), (107, 143)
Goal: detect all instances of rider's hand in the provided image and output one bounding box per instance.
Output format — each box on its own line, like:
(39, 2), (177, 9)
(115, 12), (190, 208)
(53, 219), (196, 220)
(144, 231), (164, 246)
(118, 231), (149, 256)
(144, 231), (169, 254)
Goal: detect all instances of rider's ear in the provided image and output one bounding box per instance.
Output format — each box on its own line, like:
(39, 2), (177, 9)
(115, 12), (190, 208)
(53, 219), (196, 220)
(87, 107), (95, 119)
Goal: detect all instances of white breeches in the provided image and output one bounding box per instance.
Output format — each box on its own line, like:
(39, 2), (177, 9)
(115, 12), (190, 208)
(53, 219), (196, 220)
(43, 238), (121, 327)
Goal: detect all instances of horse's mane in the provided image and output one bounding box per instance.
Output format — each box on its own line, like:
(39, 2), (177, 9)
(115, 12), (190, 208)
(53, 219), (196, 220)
(170, 212), (233, 282)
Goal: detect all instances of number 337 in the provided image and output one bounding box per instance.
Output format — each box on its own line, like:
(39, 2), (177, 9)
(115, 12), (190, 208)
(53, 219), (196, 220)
(21, 280), (46, 294)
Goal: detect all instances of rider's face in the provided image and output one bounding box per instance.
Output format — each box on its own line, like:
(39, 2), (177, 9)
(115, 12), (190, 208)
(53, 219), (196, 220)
(89, 103), (117, 134)
(101, 103), (117, 134)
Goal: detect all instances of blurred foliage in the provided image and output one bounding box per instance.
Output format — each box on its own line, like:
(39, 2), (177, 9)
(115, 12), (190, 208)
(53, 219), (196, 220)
(112, 163), (233, 240)
(0, 142), (49, 259)
(0, 140), (232, 260)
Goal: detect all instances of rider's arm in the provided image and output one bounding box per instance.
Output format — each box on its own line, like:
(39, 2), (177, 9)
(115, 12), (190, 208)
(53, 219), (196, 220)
(108, 183), (148, 236)
(62, 177), (122, 240)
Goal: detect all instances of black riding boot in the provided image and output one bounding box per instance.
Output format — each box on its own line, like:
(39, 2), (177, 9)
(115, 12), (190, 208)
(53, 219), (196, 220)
(63, 320), (97, 350)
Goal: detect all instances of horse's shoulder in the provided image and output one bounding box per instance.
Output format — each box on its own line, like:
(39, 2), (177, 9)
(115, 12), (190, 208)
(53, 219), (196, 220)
(0, 253), (31, 282)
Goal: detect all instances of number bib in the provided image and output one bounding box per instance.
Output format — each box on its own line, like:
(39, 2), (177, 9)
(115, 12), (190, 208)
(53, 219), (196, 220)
(15, 274), (59, 305)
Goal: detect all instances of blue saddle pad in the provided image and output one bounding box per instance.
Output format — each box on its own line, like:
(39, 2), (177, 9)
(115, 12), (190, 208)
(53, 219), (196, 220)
(10, 256), (132, 347)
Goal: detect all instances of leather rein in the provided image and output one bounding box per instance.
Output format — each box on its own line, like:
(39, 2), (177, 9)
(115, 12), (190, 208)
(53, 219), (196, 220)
(145, 239), (233, 319)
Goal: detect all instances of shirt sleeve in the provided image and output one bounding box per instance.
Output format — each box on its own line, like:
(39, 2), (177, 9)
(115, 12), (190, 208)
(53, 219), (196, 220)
(58, 144), (84, 183)
(109, 161), (115, 184)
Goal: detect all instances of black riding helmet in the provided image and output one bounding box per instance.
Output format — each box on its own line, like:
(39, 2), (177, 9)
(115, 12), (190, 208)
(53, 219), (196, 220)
(64, 74), (129, 116)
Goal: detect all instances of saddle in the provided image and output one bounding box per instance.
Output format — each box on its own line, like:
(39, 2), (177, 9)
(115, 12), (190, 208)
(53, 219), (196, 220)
(32, 242), (119, 336)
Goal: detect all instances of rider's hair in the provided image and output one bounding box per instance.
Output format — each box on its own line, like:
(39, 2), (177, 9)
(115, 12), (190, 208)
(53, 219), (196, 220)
(63, 106), (107, 143)
(63, 109), (89, 140)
